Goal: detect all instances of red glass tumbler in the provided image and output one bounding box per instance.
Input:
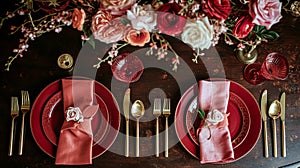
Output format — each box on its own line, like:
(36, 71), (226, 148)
(243, 52), (289, 85)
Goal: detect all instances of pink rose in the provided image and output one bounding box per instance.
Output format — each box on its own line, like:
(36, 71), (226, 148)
(249, 0), (282, 29)
(202, 0), (231, 20)
(100, 0), (136, 16)
(92, 17), (129, 44)
(72, 8), (86, 31)
(157, 3), (187, 36)
(232, 14), (255, 38)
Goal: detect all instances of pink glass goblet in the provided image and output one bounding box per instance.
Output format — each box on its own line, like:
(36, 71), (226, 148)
(111, 53), (144, 83)
(243, 52), (289, 85)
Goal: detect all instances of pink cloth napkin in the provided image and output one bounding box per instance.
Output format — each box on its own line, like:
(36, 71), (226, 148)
(55, 79), (99, 165)
(197, 80), (234, 164)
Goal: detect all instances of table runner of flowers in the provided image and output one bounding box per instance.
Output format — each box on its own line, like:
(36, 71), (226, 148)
(0, 0), (297, 71)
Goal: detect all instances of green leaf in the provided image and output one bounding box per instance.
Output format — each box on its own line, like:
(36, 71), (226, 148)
(120, 17), (130, 26)
(265, 31), (280, 40)
(198, 109), (205, 120)
(87, 38), (95, 49)
(253, 25), (266, 33)
(253, 25), (259, 32)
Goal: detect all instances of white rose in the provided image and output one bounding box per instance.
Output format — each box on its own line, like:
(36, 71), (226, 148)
(206, 109), (224, 125)
(66, 107), (84, 122)
(181, 17), (213, 50)
(127, 4), (157, 32)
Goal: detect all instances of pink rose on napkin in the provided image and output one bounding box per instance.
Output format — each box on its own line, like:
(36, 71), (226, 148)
(249, 0), (282, 30)
(197, 80), (234, 164)
(55, 79), (99, 165)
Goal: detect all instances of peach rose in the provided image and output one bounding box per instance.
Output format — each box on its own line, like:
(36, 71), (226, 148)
(92, 18), (129, 44)
(124, 28), (150, 47)
(72, 8), (86, 31)
(100, 0), (136, 16)
(249, 0), (282, 29)
(91, 10), (113, 33)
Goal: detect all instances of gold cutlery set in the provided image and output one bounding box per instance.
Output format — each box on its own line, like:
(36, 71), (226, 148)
(261, 90), (286, 158)
(154, 97), (171, 158)
(10, 88), (287, 159)
(123, 88), (171, 157)
(9, 90), (30, 156)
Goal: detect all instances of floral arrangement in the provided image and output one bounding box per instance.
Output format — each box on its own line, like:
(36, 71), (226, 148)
(0, 0), (294, 71)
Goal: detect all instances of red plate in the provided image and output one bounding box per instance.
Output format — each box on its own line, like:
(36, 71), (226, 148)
(30, 77), (120, 158)
(185, 92), (250, 148)
(41, 91), (109, 146)
(175, 80), (261, 162)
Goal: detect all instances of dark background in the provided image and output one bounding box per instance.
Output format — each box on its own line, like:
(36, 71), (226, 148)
(0, 1), (300, 167)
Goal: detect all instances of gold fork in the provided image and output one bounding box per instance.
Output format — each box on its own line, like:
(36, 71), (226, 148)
(19, 90), (30, 155)
(163, 98), (170, 157)
(9, 97), (19, 156)
(153, 98), (161, 157)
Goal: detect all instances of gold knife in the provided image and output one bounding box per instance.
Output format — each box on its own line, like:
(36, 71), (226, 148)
(280, 92), (286, 157)
(261, 90), (268, 158)
(123, 88), (131, 157)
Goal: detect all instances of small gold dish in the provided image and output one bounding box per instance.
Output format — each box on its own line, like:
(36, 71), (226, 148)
(57, 53), (74, 69)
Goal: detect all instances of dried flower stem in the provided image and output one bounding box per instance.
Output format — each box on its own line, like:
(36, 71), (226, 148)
(282, 0), (292, 12)
(5, 37), (30, 71)
(28, 12), (38, 30)
(152, 32), (180, 71)
(192, 48), (204, 63)
(0, 3), (28, 29)
(93, 42), (129, 68)
(224, 32), (253, 46)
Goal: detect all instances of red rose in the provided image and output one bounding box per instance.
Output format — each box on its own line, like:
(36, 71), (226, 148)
(232, 14), (255, 39)
(157, 3), (186, 36)
(202, 0), (231, 20)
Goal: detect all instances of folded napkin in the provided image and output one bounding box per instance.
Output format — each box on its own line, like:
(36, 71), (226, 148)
(55, 79), (99, 165)
(196, 80), (234, 164)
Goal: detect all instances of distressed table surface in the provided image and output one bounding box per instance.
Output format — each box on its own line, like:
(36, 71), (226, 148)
(0, 1), (299, 168)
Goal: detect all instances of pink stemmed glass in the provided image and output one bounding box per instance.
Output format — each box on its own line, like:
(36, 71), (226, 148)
(111, 53), (144, 83)
(243, 52), (289, 85)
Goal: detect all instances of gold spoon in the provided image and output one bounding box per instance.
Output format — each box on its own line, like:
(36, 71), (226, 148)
(131, 100), (145, 157)
(268, 100), (281, 157)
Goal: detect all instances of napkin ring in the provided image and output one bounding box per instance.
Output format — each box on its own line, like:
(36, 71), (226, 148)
(206, 109), (225, 125)
(66, 107), (84, 123)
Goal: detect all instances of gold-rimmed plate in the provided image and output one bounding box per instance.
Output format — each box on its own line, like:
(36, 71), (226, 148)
(175, 80), (261, 162)
(185, 92), (251, 148)
(30, 77), (120, 158)
(41, 91), (109, 146)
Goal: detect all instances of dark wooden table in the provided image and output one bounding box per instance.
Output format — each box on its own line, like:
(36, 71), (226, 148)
(1, 2), (300, 168)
